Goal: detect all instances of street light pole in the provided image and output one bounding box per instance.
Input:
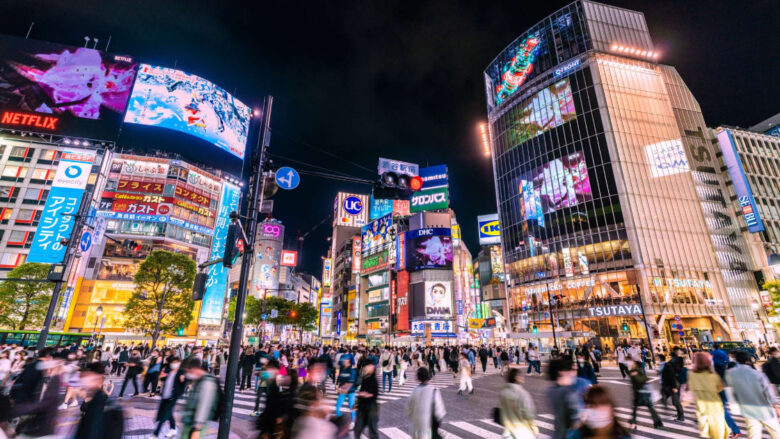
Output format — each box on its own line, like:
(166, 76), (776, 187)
(217, 96), (272, 439)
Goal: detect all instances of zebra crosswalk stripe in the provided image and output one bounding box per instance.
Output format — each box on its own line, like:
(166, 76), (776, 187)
(378, 427), (412, 439)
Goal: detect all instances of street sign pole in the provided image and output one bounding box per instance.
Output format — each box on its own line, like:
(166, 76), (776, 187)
(218, 96), (273, 439)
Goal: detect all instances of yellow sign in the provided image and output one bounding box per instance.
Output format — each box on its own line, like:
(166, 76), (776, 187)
(468, 318), (484, 329)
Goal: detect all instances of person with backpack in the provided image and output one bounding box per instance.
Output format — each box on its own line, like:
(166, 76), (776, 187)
(181, 357), (220, 439)
(152, 356), (185, 439)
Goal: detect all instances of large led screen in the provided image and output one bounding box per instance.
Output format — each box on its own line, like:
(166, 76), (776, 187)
(0, 35), (137, 136)
(361, 213), (392, 256)
(405, 228), (453, 271)
(506, 79), (576, 151)
(516, 150), (592, 223)
(124, 64), (251, 159)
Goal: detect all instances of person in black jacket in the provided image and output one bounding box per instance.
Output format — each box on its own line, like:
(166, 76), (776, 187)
(354, 361), (379, 439)
(660, 355), (684, 422)
(74, 362), (109, 439)
(257, 360), (283, 437)
(762, 346), (780, 387)
(152, 357), (186, 438)
(119, 349), (142, 397)
(239, 347), (255, 392)
(11, 351), (62, 438)
(478, 346), (489, 373)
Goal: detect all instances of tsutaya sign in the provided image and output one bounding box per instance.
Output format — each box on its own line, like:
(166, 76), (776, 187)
(651, 277), (712, 289)
(587, 304), (641, 317)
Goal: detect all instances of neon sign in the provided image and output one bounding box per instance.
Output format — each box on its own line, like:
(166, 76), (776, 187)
(495, 34), (541, 105)
(1, 111), (58, 130)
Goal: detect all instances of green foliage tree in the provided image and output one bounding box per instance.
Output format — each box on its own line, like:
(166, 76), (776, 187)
(290, 302), (319, 343)
(764, 280), (780, 318)
(0, 263), (52, 330)
(124, 250), (196, 347)
(228, 295), (261, 325)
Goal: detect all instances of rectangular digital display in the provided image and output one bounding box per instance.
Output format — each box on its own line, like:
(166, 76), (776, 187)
(516, 150), (592, 219)
(124, 64), (251, 159)
(506, 79), (577, 151)
(405, 228), (453, 271)
(0, 35), (137, 137)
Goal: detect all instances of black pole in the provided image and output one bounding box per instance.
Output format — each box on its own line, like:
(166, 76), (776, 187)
(635, 284), (654, 352)
(546, 281), (557, 350)
(217, 96), (272, 439)
(37, 188), (93, 351)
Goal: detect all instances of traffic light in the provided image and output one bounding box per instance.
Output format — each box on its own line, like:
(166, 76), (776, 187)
(176, 328), (184, 336)
(373, 172), (423, 200)
(289, 310), (298, 319)
(223, 223), (241, 268)
(192, 272), (209, 301)
(532, 325), (538, 334)
(621, 322), (629, 332)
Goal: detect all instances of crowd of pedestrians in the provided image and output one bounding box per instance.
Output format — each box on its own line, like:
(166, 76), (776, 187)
(1, 340), (780, 439)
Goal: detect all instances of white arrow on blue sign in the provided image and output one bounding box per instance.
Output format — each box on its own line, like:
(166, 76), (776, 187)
(275, 167), (300, 190)
(79, 231), (92, 252)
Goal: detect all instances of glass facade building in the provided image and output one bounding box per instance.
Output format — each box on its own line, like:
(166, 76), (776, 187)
(486, 0), (770, 350)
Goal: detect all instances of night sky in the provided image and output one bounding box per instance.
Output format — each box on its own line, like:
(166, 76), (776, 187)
(1, 0), (775, 275)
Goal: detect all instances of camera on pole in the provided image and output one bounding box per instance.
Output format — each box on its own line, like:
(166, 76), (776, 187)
(373, 171), (423, 199)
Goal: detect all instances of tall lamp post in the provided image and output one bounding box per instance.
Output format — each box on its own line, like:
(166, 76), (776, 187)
(91, 305), (103, 344)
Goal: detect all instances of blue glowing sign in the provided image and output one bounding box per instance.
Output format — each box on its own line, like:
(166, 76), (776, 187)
(419, 165), (448, 190)
(200, 182), (241, 324)
(553, 58), (581, 78)
(717, 129), (764, 233)
(275, 167), (300, 190)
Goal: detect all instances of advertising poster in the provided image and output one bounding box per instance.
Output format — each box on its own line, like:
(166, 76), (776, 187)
(333, 192), (369, 227)
(406, 228), (453, 271)
(378, 157), (419, 176)
(425, 281), (453, 319)
(396, 271), (410, 331)
(645, 139), (690, 178)
(562, 247), (574, 277)
(505, 78), (577, 148)
(369, 194), (392, 220)
(0, 35), (137, 137)
(28, 148), (96, 263)
(490, 246), (505, 281)
(351, 237), (362, 274)
(411, 320), (453, 336)
(280, 250), (298, 267)
(361, 213), (392, 255)
(322, 258), (332, 288)
(199, 182), (240, 324)
(410, 187), (449, 213)
(516, 150), (592, 216)
(493, 33), (542, 105)
(124, 64), (251, 159)
(477, 213), (501, 245)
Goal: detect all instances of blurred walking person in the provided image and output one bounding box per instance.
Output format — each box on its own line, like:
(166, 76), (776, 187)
(571, 386), (630, 439)
(457, 352), (473, 395)
(354, 361), (379, 439)
(181, 358), (219, 439)
(118, 349), (142, 398)
(498, 367), (536, 438)
(628, 356), (662, 429)
(152, 357), (185, 439)
(379, 348), (395, 393)
(74, 362), (122, 439)
(9, 352), (62, 439)
(408, 367), (446, 439)
(688, 352), (728, 439)
(726, 350), (780, 439)
(549, 358), (583, 439)
(526, 344), (541, 376)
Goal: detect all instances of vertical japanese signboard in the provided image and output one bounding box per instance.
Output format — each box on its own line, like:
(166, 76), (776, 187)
(199, 182), (241, 324)
(28, 148), (96, 263)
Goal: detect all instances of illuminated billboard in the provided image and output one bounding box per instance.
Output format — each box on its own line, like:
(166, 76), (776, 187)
(717, 129), (765, 233)
(516, 150), (592, 219)
(406, 228), (453, 271)
(361, 213), (392, 256)
(505, 79), (576, 151)
(645, 139), (690, 178)
(124, 64), (251, 159)
(493, 33), (541, 106)
(0, 35), (137, 137)
(322, 258), (332, 288)
(425, 281), (453, 319)
(333, 192), (369, 228)
(477, 213), (501, 245)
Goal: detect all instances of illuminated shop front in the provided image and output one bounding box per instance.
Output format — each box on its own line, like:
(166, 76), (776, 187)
(487, 1), (766, 347)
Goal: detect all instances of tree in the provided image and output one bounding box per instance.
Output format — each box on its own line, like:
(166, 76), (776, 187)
(290, 302), (318, 343)
(765, 280), (780, 316)
(0, 263), (52, 330)
(123, 250), (196, 347)
(228, 295), (262, 325)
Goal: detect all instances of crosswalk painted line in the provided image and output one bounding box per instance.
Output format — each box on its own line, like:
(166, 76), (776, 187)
(449, 421), (503, 439)
(378, 427), (412, 439)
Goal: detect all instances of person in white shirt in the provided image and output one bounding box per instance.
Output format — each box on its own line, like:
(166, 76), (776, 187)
(457, 353), (473, 395)
(616, 345), (629, 379)
(380, 348), (396, 392)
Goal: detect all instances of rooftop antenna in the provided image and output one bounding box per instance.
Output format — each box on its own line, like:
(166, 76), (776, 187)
(25, 22), (34, 39)
(92, 38), (99, 49)
(104, 35), (112, 52)
(83, 36), (90, 48)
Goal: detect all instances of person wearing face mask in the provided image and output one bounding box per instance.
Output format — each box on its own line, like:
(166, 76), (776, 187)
(498, 367), (537, 438)
(9, 351), (62, 439)
(572, 385), (630, 439)
(256, 360), (281, 430)
(628, 355), (663, 429)
(152, 357), (185, 439)
(181, 358), (219, 439)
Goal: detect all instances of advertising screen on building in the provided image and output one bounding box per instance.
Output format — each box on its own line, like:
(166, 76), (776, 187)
(280, 250), (298, 267)
(504, 79), (577, 151)
(406, 228), (453, 271)
(645, 139), (690, 178)
(410, 187), (449, 213)
(322, 258), (332, 288)
(492, 33), (542, 106)
(28, 148), (97, 263)
(333, 192), (369, 228)
(424, 281), (453, 319)
(124, 64), (251, 159)
(200, 182), (240, 325)
(396, 271), (410, 331)
(516, 150), (592, 218)
(361, 213), (392, 256)
(419, 164), (448, 190)
(717, 130), (764, 233)
(0, 35), (137, 137)
(477, 213), (501, 245)
(490, 246), (505, 281)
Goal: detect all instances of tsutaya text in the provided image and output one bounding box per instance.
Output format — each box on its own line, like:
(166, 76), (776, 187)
(587, 304), (641, 317)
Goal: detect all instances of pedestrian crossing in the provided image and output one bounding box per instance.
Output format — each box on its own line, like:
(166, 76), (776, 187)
(377, 401), (774, 439)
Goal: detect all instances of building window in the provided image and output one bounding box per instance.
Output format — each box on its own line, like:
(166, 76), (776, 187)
(15, 209), (37, 224)
(0, 185), (19, 202)
(29, 168), (53, 183)
(1, 165), (28, 180)
(8, 146), (32, 162)
(0, 252), (23, 269)
(0, 208), (12, 224)
(38, 149), (59, 164)
(22, 188), (44, 202)
(7, 230), (30, 247)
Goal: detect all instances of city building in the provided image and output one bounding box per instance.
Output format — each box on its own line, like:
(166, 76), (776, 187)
(714, 126), (780, 284)
(485, 0), (769, 350)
